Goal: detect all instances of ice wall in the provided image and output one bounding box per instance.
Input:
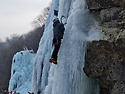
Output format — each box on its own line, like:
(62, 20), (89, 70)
(32, 0), (102, 94)
(8, 50), (35, 94)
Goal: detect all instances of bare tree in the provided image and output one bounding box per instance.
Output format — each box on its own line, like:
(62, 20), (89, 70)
(0, 25), (45, 91)
(0, 4), (50, 91)
(32, 6), (50, 28)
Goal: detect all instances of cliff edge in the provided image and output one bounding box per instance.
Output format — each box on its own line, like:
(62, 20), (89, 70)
(84, 0), (125, 94)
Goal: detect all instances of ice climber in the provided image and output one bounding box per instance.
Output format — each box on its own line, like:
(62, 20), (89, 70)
(37, 89), (41, 94)
(8, 91), (12, 94)
(49, 10), (65, 64)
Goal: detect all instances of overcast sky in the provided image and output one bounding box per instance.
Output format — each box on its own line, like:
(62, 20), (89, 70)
(0, 0), (51, 41)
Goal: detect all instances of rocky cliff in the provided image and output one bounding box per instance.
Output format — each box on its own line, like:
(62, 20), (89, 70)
(84, 40), (125, 94)
(86, 0), (125, 42)
(84, 0), (125, 94)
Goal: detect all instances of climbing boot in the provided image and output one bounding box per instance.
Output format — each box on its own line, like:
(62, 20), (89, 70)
(53, 60), (57, 64)
(49, 58), (57, 64)
(49, 58), (54, 63)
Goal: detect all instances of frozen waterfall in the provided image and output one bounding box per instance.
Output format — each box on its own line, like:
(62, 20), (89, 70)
(8, 50), (35, 94)
(32, 0), (102, 94)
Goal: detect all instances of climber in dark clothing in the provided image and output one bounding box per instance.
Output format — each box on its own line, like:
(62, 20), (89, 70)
(37, 89), (41, 94)
(49, 18), (65, 64)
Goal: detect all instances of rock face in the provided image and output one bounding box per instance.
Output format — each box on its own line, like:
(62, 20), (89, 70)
(100, 7), (125, 42)
(86, 0), (125, 42)
(86, 0), (125, 10)
(84, 0), (125, 93)
(84, 40), (125, 94)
